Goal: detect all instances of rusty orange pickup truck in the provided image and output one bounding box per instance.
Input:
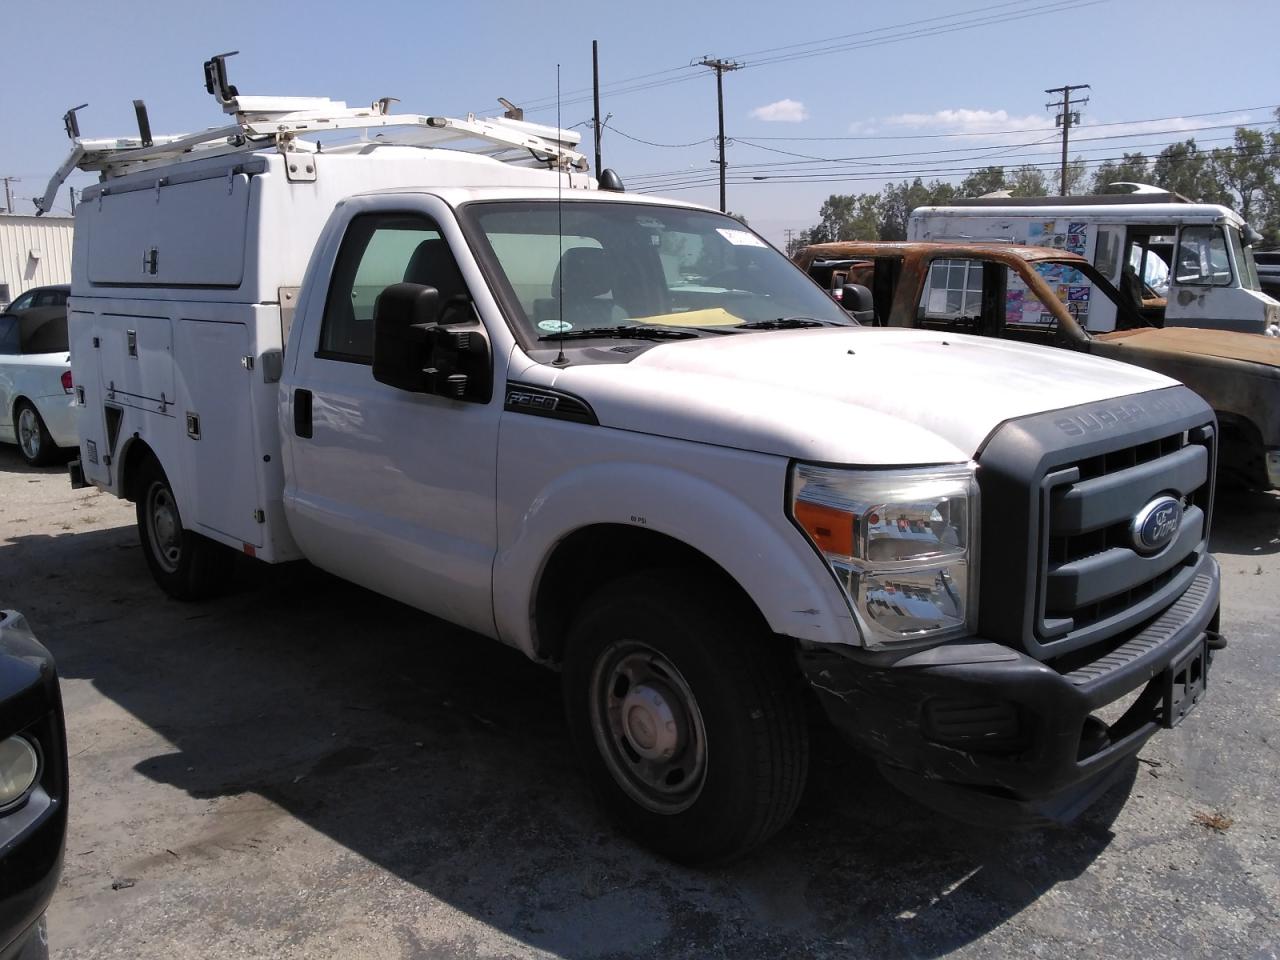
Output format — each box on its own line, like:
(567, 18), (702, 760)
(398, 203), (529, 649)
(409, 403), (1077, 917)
(796, 241), (1280, 488)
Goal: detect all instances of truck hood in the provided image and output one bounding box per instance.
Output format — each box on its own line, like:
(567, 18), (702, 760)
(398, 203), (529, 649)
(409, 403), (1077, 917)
(1096, 326), (1280, 369)
(526, 327), (1176, 464)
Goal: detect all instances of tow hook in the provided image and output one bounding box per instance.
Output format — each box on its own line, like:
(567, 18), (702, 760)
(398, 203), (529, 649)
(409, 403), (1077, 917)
(1205, 630), (1228, 651)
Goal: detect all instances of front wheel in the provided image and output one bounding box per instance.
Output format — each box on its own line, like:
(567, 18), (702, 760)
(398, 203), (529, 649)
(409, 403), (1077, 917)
(562, 571), (809, 864)
(14, 401), (57, 467)
(135, 456), (233, 600)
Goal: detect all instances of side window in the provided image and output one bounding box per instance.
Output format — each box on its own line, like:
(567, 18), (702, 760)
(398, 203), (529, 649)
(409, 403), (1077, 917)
(0, 317), (18, 354)
(319, 214), (468, 363)
(1093, 227), (1122, 281)
(1175, 226), (1232, 286)
(6, 291), (34, 313)
(917, 259), (983, 330)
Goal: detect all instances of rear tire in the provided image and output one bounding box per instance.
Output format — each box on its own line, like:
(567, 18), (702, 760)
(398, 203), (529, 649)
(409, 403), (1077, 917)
(135, 455), (234, 600)
(562, 570), (808, 864)
(14, 401), (57, 467)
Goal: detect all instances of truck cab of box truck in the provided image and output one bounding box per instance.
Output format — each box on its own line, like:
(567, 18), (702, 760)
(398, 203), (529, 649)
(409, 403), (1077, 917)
(910, 189), (1279, 336)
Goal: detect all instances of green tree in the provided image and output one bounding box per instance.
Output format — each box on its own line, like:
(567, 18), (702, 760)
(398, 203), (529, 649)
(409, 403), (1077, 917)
(878, 178), (956, 240)
(1064, 155), (1088, 195)
(803, 193), (880, 243)
(1009, 164), (1050, 197)
(958, 165), (1006, 197)
(1212, 127), (1272, 225)
(1151, 139), (1227, 203)
(1091, 152), (1151, 193)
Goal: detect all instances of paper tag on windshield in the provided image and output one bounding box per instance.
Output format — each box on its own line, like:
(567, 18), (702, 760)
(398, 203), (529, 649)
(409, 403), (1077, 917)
(716, 228), (767, 248)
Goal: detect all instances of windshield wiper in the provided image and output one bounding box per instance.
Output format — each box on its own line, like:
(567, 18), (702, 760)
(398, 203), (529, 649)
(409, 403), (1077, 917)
(537, 325), (700, 342)
(734, 316), (841, 330)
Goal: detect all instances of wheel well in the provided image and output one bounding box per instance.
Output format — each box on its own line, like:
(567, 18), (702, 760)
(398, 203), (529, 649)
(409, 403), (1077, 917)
(532, 524), (768, 664)
(120, 438), (157, 502)
(1215, 412), (1265, 484)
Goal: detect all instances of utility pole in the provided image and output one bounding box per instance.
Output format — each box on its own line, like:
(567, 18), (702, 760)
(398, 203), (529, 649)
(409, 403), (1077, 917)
(1, 177), (18, 214)
(592, 40), (603, 175)
(697, 56), (743, 212)
(784, 228), (795, 256)
(1045, 83), (1090, 196)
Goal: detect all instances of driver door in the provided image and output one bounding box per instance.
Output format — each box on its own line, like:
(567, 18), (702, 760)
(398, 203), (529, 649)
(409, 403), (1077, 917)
(284, 200), (503, 639)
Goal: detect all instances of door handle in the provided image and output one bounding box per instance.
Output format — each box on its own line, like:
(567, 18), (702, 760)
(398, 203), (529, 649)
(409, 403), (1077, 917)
(294, 388), (313, 438)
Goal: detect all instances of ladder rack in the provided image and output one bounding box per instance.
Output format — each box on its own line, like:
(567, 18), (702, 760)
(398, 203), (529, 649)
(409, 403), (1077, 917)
(37, 53), (587, 215)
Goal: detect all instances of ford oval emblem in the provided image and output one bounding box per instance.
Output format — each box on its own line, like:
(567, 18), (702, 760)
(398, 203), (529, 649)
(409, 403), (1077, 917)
(1130, 496), (1183, 555)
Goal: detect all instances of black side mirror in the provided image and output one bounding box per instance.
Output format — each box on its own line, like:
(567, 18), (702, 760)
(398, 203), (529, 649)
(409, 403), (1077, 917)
(840, 283), (875, 323)
(373, 282), (439, 392)
(372, 282), (493, 401)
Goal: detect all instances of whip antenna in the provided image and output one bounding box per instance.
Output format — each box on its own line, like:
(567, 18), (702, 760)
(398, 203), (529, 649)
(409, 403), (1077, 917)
(553, 63), (568, 366)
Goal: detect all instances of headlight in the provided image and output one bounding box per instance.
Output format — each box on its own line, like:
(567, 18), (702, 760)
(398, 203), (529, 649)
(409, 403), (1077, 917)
(0, 735), (40, 810)
(790, 463), (979, 647)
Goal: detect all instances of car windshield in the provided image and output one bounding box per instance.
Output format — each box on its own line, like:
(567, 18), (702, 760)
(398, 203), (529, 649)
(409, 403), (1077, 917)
(463, 200), (850, 342)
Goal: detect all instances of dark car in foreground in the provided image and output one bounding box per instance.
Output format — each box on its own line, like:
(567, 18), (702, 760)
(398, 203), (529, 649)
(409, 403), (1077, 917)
(0, 611), (67, 960)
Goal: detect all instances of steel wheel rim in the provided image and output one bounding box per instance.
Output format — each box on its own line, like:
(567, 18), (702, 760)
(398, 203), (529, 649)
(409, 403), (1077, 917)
(145, 481), (183, 574)
(17, 408), (41, 460)
(589, 640), (708, 814)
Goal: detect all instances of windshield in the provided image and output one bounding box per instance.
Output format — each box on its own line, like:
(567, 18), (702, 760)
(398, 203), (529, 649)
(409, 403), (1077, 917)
(1230, 226), (1262, 291)
(463, 201), (850, 342)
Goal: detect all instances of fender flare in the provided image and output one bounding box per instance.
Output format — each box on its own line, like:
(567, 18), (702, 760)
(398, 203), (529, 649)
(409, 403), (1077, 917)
(492, 460), (857, 659)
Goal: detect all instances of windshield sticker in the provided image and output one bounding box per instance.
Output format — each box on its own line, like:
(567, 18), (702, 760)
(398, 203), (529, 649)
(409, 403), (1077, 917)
(537, 319), (574, 333)
(716, 228), (768, 248)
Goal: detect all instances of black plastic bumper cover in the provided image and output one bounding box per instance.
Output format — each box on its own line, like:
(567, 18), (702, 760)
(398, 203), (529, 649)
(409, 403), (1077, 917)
(0, 612), (67, 960)
(798, 553), (1221, 827)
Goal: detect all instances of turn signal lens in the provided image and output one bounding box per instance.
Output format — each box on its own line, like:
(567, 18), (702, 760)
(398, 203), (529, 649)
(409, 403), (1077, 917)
(794, 500), (854, 558)
(61, 370), (74, 393)
(0, 736), (40, 809)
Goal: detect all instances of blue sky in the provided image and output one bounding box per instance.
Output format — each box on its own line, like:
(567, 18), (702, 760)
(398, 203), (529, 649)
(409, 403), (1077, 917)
(4, 0), (1278, 246)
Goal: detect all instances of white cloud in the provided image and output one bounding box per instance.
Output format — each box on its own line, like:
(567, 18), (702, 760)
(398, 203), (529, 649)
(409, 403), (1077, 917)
(879, 108), (1048, 134)
(750, 99), (809, 123)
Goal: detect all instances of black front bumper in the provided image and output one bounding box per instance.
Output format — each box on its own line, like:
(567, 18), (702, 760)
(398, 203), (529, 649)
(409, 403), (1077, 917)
(799, 553), (1221, 827)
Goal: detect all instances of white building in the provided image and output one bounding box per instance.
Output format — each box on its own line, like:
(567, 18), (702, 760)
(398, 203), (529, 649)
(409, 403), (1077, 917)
(0, 214), (75, 308)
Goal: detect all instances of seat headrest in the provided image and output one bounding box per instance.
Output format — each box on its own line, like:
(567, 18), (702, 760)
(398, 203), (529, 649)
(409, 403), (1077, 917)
(552, 247), (613, 300)
(403, 238), (468, 301)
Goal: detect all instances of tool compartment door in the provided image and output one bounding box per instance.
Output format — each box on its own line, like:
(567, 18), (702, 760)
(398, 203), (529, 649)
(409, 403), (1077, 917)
(177, 319), (263, 547)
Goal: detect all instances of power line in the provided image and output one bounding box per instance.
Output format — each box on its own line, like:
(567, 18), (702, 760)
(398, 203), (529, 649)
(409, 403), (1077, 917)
(741, 104), (1279, 142)
(463, 0), (1101, 118)
(632, 139), (1265, 193)
(624, 120), (1276, 185)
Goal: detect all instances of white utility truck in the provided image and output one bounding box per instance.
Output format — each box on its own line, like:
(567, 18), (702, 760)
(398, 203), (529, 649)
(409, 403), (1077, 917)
(910, 188), (1279, 336)
(43, 56), (1224, 862)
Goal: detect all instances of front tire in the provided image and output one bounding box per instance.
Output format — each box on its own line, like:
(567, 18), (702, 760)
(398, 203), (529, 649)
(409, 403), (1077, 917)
(562, 571), (809, 864)
(14, 401), (57, 467)
(135, 456), (233, 600)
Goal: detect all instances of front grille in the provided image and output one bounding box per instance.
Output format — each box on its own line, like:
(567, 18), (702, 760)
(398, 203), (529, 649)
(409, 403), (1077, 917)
(1036, 425), (1213, 655)
(974, 385), (1217, 663)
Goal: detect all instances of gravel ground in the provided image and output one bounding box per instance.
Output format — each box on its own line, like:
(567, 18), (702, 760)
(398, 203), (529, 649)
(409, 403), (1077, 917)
(1, 445), (1277, 959)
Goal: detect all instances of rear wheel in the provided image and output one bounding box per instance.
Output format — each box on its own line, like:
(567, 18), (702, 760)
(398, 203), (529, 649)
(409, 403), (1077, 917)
(562, 571), (808, 864)
(14, 401), (57, 467)
(135, 456), (234, 599)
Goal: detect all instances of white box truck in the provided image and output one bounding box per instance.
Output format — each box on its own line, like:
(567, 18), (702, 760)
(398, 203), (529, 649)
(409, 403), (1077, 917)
(909, 189), (1280, 336)
(42, 56), (1225, 862)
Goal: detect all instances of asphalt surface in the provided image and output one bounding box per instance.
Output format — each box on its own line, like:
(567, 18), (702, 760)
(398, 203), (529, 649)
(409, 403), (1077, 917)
(1, 445), (1276, 959)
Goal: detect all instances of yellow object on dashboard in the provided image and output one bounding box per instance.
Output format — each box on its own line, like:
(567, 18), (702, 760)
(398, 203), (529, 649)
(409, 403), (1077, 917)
(630, 308), (743, 327)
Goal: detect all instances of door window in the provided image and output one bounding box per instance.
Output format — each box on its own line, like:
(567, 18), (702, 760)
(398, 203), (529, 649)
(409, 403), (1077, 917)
(0, 316), (18, 354)
(319, 214), (469, 363)
(918, 259), (983, 330)
(5, 291), (34, 313)
(1175, 226), (1232, 286)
